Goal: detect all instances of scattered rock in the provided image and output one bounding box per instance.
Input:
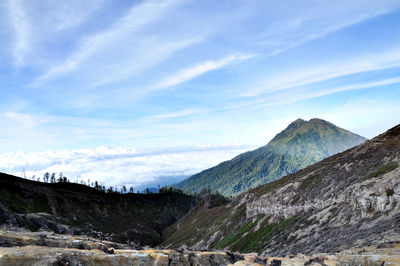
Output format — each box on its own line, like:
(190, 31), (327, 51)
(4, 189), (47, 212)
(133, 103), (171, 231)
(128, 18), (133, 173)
(98, 244), (114, 254)
(271, 259), (282, 266)
(304, 257), (327, 266)
(226, 250), (244, 263)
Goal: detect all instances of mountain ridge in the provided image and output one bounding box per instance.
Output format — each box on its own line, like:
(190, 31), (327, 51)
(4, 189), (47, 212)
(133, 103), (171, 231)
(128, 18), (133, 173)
(175, 118), (367, 196)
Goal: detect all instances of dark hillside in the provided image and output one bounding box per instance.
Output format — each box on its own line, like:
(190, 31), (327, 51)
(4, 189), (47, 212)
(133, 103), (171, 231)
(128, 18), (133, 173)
(0, 172), (196, 246)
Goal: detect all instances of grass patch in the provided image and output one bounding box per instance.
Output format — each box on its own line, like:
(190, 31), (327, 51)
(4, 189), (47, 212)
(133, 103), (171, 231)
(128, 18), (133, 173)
(211, 215), (301, 253)
(299, 174), (320, 190)
(367, 162), (398, 179)
(0, 188), (51, 213)
(229, 216), (300, 253)
(213, 219), (257, 249)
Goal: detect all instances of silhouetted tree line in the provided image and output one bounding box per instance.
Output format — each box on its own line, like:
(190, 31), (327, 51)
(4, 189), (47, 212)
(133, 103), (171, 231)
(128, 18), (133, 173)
(158, 186), (184, 194)
(39, 172), (69, 183)
(27, 172), (187, 196)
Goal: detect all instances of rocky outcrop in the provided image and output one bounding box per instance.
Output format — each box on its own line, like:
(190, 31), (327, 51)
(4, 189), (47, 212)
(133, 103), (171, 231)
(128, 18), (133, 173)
(246, 166), (400, 219)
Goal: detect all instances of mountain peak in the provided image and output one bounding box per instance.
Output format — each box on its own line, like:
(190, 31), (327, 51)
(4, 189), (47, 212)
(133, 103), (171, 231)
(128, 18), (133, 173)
(308, 118), (336, 127)
(309, 118), (328, 123)
(292, 118), (306, 124)
(269, 118), (306, 143)
(176, 118), (366, 196)
(268, 118), (364, 146)
(287, 118), (305, 127)
(268, 118), (366, 153)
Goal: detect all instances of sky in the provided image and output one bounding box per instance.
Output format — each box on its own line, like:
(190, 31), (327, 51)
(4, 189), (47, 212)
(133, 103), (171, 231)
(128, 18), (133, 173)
(0, 0), (399, 190)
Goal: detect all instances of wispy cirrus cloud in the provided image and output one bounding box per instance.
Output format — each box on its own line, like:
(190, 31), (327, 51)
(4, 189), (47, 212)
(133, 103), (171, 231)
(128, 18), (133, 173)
(227, 76), (400, 113)
(4, 111), (44, 128)
(32, 0), (186, 87)
(241, 48), (400, 97)
(88, 37), (203, 89)
(150, 53), (255, 91)
(6, 0), (31, 67)
(260, 3), (397, 52)
(6, 0), (106, 68)
(43, 0), (106, 32)
(145, 108), (210, 121)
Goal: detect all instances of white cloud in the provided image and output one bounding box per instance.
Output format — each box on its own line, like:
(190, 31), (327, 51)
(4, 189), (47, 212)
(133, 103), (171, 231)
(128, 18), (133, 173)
(6, 0), (105, 68)
(33, 0), (184, 87)
(4, 111), (42, 128)
(145, 108), (210, 121)
(263, 3), (396, 55)
(241, 48), (400, 97)
(262, 76), (400, 108)
(88, 37), (203, 88)
(222, 75), (400, 115)
(0, 144), (254, 189)
(6, 0), (31, 67)
(44, 0), (105, 32)
(151, 54), (255, 91)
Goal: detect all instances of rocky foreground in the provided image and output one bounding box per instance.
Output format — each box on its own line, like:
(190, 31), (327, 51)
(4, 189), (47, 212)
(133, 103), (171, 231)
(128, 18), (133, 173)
(0, 229), (399, 265)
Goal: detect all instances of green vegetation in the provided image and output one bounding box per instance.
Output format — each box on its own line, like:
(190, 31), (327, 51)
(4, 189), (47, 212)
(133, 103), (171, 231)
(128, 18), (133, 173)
(0, 187), (51, 213)
(367, 162), (398, 179)
(299, 174), (320, 190)
(212, 216), (300, 253)
(213, 219), (258, 249)
(175, 118), (366, 196)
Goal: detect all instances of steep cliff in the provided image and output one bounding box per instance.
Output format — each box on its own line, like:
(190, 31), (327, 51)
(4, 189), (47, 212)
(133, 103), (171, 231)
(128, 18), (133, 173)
(163, 124), (400, 256)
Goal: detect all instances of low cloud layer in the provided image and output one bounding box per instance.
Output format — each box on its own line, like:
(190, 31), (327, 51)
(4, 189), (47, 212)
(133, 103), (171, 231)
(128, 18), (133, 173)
(0, 144), (254, 190)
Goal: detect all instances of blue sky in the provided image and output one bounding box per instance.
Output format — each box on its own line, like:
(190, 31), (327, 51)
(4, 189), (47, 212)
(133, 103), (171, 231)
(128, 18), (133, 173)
(1, 0), (400, 189)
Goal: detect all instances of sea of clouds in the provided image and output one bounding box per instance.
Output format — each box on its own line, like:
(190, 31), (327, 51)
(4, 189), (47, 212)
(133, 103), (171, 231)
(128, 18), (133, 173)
(0, 144), (254, 190)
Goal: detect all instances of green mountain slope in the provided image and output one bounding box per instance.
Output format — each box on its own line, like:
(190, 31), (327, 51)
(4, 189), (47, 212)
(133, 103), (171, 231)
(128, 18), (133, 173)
(163, 123), (400, 256)
(175, 118), (366, 196)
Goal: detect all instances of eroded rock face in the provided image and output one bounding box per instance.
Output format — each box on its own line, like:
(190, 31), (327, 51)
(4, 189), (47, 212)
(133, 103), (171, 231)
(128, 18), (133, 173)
(246, 167), (400, 220)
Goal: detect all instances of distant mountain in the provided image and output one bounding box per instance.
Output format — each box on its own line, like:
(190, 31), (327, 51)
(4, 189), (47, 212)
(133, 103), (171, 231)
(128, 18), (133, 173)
(175, 118), (367, 196)
(163, 123), (400, 256)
